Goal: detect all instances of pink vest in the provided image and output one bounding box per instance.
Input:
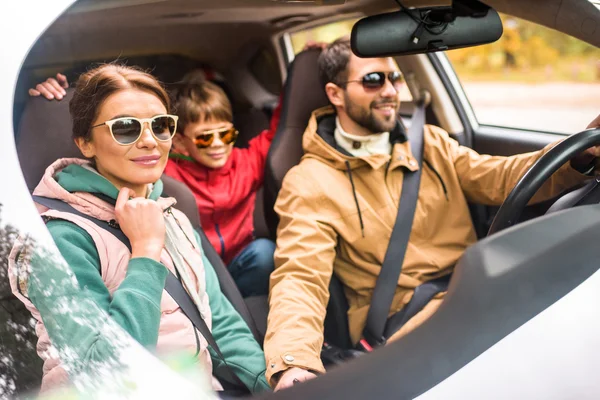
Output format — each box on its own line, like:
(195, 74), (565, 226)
(8, 158), (221, 392)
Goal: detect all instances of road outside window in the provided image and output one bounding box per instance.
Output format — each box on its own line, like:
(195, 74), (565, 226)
(447, 14), (600, 134)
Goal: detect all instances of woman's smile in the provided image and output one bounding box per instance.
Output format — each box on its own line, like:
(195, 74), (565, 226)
(131, 154), (161, 166)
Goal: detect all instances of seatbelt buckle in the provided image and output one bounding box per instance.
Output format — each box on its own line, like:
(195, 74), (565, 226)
(357, 335), (386, 352)
(357, 339), (374, 352)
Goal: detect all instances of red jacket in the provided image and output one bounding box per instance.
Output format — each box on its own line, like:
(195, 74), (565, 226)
(164, 105), (280, 265)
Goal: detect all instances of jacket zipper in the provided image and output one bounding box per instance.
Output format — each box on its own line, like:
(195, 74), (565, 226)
(214, 223), (226, 259)
(166, 208), (197, 249)
(424, 159), (448, 200)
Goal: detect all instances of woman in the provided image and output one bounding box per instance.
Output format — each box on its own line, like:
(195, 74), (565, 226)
(28, 69), (282, 298)
(10, 64), (269, 394)
(165, 77), (281, 298)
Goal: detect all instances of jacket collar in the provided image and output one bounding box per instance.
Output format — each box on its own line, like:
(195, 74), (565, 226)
(33, 158), (176, 222)
(304, 106), (413, 171)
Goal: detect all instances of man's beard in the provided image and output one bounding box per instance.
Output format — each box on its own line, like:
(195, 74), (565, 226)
(344, 92), (398, 134)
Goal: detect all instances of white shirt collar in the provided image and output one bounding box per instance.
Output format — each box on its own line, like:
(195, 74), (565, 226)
(334, 117), (392, 157)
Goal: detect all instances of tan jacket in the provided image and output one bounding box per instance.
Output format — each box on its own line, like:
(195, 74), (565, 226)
(264, 107), (588, 385)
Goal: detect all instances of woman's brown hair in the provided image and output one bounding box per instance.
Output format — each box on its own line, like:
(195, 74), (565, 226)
(172, 72), (233, 134)
(69, 64), (171, 141)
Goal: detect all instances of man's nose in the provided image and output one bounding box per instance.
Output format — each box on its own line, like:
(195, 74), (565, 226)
(380, 78), (399, 98)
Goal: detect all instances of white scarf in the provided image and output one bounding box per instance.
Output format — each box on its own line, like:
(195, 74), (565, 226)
(334, 117), (392, 157)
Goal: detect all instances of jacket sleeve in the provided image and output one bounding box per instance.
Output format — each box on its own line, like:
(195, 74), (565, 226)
(28, 220), (168, 372)
(263, 167), (336, 386)
(238, 96), (282, 190)
(431, 125), (590, 205)
(193, 231), (270, 394)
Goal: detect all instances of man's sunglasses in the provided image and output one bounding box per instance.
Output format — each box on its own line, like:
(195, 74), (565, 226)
(92, 115), (178, 145)
(192, 126), (239, 149)
(343, 71), (404, 91)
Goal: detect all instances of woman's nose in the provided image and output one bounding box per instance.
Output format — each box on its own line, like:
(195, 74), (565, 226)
(136, 123), (158, 148)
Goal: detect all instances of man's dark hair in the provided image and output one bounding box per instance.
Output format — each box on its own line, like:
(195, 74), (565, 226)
(317, 36), (352, 88)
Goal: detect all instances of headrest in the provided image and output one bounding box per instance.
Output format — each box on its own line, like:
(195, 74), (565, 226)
(16, 89), (80, 192)
(268, 49), (328, 185)
(263, 49), (329, 237)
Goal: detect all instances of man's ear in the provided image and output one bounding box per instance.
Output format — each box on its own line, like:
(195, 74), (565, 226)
(325, 82), (345, 109)
(74, 137), (95, 159)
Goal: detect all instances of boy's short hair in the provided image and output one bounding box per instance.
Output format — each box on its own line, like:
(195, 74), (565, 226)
(173, 72), (233, 134)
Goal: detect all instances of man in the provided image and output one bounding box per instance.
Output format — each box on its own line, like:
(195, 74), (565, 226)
(265, 37), (600, 391)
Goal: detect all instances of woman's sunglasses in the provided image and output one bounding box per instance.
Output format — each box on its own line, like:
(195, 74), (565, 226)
(343, 71), (404, 91)
(92, 114), (178, 145)
(192, 126), (239, 149)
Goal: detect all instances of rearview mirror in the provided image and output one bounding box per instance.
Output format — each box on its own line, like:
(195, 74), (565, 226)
(351, 1), (503, 57)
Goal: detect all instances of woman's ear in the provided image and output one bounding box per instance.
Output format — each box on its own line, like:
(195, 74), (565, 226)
(325, 82), (344, 109)
(74, 137), (95, 159)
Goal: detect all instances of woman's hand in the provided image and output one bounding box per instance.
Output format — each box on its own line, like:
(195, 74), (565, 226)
(115, 187), (166, 261)
(274, 367), (317, 392)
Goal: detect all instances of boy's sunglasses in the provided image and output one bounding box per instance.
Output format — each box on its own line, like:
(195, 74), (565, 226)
(92, 115), (178, 145)
(343, 71), (404, 91)
(192, 126), (239, 149)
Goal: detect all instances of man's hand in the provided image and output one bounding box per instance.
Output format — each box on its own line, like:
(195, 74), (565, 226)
(274, 367), (317, 392)
(571, 113), (600, 171)
(28, 73), (69, 100)
(586, 113), (600, 130)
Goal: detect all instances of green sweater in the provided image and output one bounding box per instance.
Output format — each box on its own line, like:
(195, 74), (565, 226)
(29, 164), (269, 393)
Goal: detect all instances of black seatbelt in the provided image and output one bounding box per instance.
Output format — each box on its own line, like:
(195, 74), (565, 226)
(382, 274), (450, 339)
(32, 195), (249, 392)
(361, 102), (426, 348)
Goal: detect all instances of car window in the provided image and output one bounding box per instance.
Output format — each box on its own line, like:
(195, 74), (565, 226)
(289, 19), (359, 55)
(446, 14), (600, 134)
(287, 18), (413, 102)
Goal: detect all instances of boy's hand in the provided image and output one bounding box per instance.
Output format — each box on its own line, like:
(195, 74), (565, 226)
(29, 73), (69, 100)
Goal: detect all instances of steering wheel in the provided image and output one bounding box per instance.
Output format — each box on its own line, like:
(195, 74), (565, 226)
(487, 127), (600, 236)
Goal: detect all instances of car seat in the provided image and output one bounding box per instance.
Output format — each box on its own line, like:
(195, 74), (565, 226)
(262, 48), (353, 350)
(15, 89), (263, 342)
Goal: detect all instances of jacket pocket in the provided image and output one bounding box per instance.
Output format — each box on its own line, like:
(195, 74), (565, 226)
(424, 160), (448, 201)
